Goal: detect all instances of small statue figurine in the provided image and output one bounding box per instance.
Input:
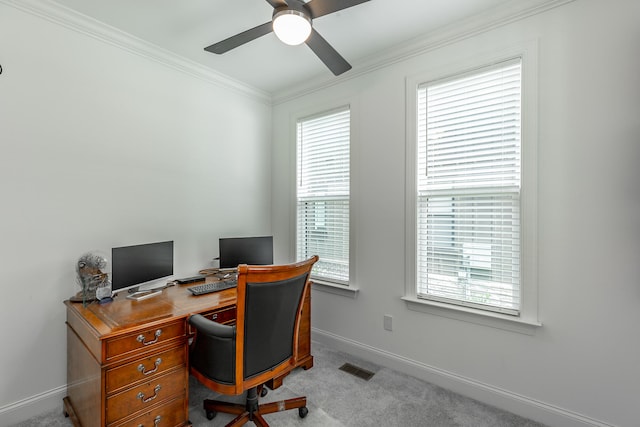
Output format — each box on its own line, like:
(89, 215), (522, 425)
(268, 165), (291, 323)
(70, 252), (110, 306)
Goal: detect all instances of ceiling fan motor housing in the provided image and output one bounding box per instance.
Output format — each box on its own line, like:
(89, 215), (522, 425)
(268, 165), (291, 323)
(272, 2), (311, 19)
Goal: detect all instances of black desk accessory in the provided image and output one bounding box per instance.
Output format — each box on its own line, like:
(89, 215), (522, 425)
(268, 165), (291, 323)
(175, 275), (206, 284)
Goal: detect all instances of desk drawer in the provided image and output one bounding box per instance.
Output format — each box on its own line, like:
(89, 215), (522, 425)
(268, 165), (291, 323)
(106, 368), (186, 424)
(109, 395), (186, 427)
(106, 321), (185, 362)
(188, 306), (236, 335)
(106, 346), (186, 395)
(203, 305), (236, 324)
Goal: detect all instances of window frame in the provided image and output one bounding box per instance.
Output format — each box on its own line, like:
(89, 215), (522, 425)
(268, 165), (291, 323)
(293, 104), (358, 297)
(404, 42), (541, 334)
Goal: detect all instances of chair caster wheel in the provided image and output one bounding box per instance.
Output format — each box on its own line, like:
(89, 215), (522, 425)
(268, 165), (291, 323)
(299, 406), (309, 418)
(260, 387), (268, 397)
(206, 410), (217, 420)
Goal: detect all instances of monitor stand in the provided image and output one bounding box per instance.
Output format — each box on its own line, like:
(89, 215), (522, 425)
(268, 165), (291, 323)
(126, 289), (163, 301)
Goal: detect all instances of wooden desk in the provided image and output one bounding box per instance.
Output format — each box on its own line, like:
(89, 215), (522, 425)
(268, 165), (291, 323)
(63, 281), (313, 427)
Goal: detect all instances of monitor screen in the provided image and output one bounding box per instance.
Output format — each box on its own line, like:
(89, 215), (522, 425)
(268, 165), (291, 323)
(219, 236), (273, 268)
(111, 241), (174, 293)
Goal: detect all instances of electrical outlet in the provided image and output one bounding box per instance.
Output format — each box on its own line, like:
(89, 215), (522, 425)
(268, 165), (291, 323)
(383, 314), (393, 331)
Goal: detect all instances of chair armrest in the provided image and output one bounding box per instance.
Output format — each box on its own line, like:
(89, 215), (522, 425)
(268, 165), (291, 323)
(188, 314), (236, 384)
(189, 314), (235, 338)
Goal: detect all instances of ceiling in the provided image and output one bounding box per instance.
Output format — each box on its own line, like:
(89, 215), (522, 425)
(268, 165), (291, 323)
(50, 0), (518, 94)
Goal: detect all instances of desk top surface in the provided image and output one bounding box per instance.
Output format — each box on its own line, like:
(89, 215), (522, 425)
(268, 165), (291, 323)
(65, 282), (237, 338)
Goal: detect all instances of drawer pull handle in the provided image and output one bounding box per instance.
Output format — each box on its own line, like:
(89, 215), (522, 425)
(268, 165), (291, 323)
(137, 385), (161, 403)
(137, 329), (162, 346)
(138, 358), (162, 376)
(137, 415), (161, 427)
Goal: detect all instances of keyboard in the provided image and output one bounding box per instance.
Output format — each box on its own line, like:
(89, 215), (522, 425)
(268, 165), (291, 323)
(188, 280), (237, 296)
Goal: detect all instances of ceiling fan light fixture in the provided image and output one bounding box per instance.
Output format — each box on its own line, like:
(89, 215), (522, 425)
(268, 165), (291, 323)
(272, 9), (312, 46)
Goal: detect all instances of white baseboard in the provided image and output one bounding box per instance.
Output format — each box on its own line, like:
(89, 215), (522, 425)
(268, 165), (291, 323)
(311, 328), (615, 427)
(0, 385), (66, 427)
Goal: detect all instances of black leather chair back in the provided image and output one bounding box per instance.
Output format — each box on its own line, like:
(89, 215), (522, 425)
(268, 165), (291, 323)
(243, 273), (307, 379)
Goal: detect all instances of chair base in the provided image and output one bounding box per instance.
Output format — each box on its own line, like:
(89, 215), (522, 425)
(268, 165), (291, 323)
(204, 386), (308, 427)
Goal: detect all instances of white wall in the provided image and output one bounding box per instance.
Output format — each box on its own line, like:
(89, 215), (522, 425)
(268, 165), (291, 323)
(0, 3), (271, 424)
(272, 1), (640, 426)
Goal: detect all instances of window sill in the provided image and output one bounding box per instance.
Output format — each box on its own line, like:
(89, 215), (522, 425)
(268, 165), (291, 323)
(312, 280), (359, 298)
(401, 296), (542, 335)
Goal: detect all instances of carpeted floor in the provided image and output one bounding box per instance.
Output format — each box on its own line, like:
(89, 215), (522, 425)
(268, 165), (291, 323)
(14, 342), (546, 426)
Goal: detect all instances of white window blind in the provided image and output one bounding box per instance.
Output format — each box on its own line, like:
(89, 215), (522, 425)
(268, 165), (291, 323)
(417, 59), (522, 315)
(297, 107), (350, 284)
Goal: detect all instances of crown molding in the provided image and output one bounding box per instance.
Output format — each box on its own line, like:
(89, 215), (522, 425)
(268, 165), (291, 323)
(0, 0), (272, 104)
(272, 0), (576, 105)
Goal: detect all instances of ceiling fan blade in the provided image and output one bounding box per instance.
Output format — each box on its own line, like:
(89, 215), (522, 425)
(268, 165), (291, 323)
(304, 0), (370, 19)
(205, 22), (273, 54)
(265, 0), (288, 8)
(305, 29), (351, 76)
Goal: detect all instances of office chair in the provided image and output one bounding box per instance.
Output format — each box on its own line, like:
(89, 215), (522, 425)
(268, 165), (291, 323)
(188, 255), (319, 427)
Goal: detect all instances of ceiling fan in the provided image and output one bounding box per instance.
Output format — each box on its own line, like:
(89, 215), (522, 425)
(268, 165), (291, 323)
(204, 0), (371, 76)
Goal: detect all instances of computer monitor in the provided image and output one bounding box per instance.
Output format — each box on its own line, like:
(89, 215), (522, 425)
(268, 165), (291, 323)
(111, 241), (174, 294)
(219, 236), (273, 269)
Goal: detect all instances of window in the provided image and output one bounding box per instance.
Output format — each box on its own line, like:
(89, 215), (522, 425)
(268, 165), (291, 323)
(415, 59), (523, 316)
(296, 107), (350, 285)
